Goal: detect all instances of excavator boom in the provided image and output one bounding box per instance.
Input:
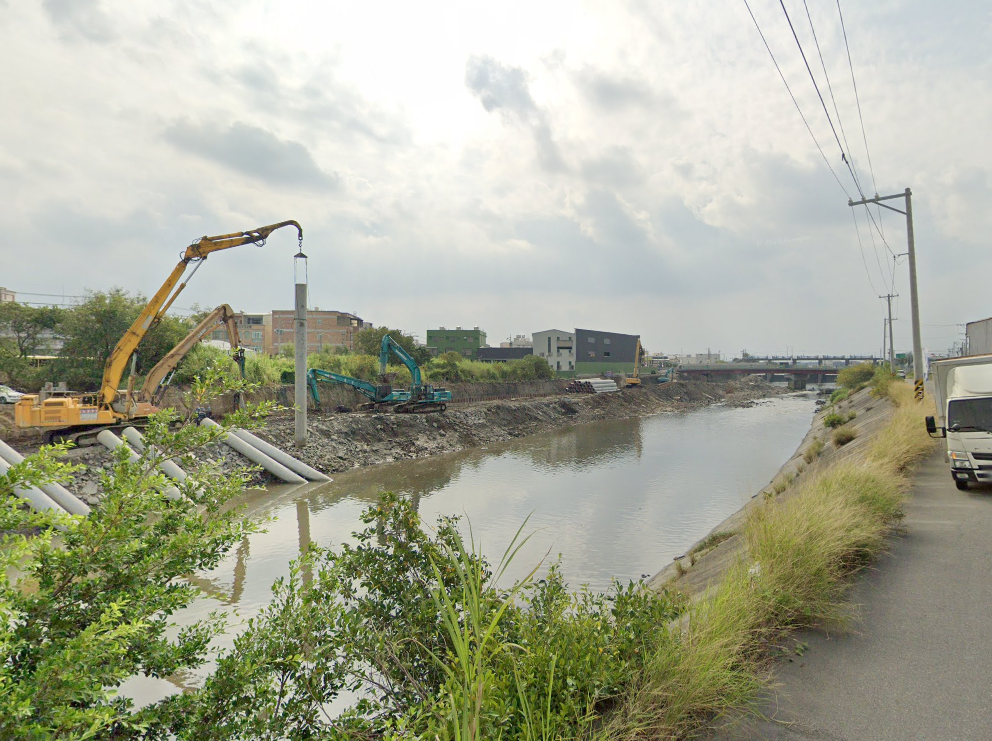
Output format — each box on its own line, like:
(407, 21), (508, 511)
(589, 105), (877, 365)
(99, 220), (302, 412)
(138, 304), (241, 406)
(379, 335), (422, 386)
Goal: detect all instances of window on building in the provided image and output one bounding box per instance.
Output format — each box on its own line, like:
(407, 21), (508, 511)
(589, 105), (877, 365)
(588, 337), (595, 343)
(547, 337), (552, 354)
(603, 338), (611, 345)
(588, 350), (595, 358)
(252, 331), (262, 340)
(568, 361), (573, 369)
(603, 351), (611, 357)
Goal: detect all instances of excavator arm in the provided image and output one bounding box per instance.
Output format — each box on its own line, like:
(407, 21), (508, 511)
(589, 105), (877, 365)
(138, 304), (241, 406)
(98, 220), (302, 412)
(379, 335), (422, 386)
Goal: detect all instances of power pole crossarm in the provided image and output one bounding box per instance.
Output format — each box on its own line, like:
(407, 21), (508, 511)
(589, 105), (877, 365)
(849, 188), (923, 390)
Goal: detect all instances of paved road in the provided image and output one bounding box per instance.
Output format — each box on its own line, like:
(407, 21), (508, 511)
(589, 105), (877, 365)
(709, 448), (992, 741)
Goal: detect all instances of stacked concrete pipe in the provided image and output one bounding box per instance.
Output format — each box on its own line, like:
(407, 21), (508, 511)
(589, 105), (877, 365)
(199, 418), (307, 484)
(0, 439), (90, 516)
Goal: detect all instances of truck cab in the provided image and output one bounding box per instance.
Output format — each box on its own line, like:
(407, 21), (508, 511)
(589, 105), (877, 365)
(927, 355), (992, 490)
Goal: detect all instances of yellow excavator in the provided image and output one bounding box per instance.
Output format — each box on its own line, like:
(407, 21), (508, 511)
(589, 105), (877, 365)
(623, 339), (644, 387)
(138, 303), (243, 407)
(15, 221), (302, 442)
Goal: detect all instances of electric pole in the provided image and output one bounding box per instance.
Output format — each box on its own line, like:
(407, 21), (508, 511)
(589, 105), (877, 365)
(850, 188), (923, 397)
(880, 294), (897, 373)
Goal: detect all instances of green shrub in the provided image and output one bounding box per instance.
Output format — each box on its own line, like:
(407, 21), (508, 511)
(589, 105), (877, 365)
(823, 413), (847, 428)
(836, 362), (876, 390)
(832, 426), (858, 446)
(829, 387), (850, 404)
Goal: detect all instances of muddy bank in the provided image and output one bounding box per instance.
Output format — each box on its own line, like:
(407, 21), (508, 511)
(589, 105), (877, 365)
(255, 378), (786, 474)
(5, 378), (786, 505)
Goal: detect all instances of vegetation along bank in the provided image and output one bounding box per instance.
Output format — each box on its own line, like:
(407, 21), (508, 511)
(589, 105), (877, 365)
(1, 365), (934, 738)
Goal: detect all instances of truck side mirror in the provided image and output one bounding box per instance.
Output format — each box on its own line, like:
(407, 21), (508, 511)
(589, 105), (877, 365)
(924, 416), (944, 438)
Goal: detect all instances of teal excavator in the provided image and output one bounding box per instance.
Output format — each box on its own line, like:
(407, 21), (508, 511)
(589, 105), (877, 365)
(379, 334), (451, 413)
(306, 334), (452, 413)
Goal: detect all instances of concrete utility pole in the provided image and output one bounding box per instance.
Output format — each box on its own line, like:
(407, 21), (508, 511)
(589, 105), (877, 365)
(880, 293), (897, 373)
(849, 189), (923, 393)
(294, 250), (308, 448)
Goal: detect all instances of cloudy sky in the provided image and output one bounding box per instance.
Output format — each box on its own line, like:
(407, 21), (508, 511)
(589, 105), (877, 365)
(2, 0), (989, 356)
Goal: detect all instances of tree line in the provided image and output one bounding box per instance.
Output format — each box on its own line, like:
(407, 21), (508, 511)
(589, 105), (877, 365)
(0, 292), (555, 393)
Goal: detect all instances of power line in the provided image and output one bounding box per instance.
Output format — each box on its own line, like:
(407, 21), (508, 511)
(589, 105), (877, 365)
(742, 0), (851, 199)
(801, 0), (863, 194)
(777, 0), (847, 163)
(836, 0), (880, 206)
(779, 0), (894, 260)
(851, 208), (879, 293)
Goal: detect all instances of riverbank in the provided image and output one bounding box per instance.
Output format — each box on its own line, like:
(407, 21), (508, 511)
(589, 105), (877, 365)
(621, 380), (936, 736)
(4, 378), (787, 505)
(256, 377), (785, 474)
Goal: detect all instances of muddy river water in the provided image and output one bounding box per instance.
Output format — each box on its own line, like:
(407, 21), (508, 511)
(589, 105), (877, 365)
(127, 392), (817, 701)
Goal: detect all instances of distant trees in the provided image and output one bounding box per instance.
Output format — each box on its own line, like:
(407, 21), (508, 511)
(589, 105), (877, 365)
(0, 290), (189, 392)
(53, 289), (189, 391)
(0, 302), (63, 387)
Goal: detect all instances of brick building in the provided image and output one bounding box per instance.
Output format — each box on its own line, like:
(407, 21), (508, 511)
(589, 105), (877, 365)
(271, 309), (364, 354)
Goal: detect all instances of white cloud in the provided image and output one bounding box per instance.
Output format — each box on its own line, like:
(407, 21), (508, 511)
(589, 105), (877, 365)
(0, 0), (989, 356)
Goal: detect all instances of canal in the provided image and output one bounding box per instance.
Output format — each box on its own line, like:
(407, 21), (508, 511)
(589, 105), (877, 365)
(128, 391), (817, 700)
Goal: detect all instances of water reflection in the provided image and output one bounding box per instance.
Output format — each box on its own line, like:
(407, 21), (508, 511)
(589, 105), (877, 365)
(133, 394), (815, 703)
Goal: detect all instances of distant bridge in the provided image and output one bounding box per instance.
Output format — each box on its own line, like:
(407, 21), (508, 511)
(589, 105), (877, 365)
(676, 358), (884, 384)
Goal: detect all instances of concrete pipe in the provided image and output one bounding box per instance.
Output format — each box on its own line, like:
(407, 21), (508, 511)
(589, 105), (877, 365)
(0, 457), (67, 518)
(122, 427), (189, 483)
(0, 439), (90, 516)
(96, 430), (181, 501)
(199, 418), (306, 484)
(229, 429), (330, 482)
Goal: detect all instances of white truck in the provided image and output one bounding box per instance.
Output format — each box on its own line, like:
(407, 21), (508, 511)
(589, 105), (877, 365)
(926, 353), (992, 490)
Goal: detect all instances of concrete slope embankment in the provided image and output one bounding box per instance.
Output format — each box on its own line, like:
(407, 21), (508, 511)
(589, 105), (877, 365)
(254, 378), (786, 474)
(649, 386), (896, 596)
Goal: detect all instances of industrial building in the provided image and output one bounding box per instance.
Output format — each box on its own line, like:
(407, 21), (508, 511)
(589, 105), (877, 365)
(427, 327), (487, 357)
(533, 328), (640, 376)
(477, 347), (533, 363)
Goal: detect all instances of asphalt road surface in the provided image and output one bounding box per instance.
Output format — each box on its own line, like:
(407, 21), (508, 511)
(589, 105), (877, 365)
(709, 448), (992, 741)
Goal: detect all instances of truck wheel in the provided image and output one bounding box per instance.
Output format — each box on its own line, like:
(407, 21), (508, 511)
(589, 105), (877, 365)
(956, 480), (969, 491)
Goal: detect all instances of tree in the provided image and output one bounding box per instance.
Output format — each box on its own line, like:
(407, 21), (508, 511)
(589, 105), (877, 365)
(355, 326), (432, 366)
(0, 302), (63, 388)
(0, 367), (270, 739)
(53, 289), (190, 391)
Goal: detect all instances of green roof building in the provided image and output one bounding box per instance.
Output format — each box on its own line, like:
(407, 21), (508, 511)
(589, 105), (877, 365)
(427, 327), (487, 358)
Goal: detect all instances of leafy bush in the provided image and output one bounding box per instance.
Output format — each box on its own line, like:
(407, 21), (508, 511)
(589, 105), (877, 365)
(427, 353), (554, 383)
(0, 369), (269, 739)
(833, 426), (858, 446)
(823, 413), (847, 429)
(836, 362), (876, 390)
(870, 365), (898, 398)
(163, 495), (684, 739)
(830, 387), (850, 404)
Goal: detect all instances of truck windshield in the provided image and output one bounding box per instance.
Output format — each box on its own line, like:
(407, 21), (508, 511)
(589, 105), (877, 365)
(947, 398), (992, 432)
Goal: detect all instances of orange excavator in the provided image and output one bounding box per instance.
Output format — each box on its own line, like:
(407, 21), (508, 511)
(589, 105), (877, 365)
(15, 221), (302, 443)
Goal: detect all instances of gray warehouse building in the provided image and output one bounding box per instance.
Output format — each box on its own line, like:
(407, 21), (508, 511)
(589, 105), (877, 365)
(533, 327), (639, 376)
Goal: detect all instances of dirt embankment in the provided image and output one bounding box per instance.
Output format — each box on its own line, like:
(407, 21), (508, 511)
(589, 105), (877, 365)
(255, 378), (786, 474)
(4, 378), (787, 505)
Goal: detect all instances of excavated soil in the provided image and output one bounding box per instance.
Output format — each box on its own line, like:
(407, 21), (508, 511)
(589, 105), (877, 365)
(6, 379), (787, 505)
(255, 378), (786, 474)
